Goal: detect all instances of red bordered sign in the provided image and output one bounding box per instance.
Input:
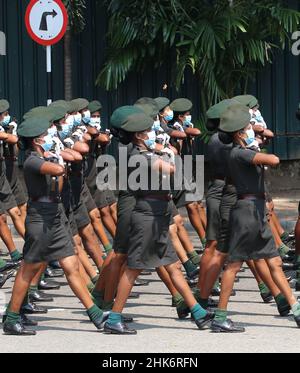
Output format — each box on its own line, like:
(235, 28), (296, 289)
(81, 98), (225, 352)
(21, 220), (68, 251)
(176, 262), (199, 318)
(25, 0), (68, 46)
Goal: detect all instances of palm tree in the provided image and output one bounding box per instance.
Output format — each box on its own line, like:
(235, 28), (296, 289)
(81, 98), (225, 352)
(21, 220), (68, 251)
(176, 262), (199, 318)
(97, 0), (300, 120)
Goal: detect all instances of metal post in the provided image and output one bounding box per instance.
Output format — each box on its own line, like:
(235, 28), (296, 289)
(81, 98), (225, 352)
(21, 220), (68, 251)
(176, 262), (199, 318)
(46, 45), (52, 106)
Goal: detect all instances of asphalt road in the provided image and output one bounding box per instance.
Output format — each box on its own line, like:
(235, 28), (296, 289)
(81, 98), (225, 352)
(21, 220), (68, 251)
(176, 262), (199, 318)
(0, 200), (299, 353)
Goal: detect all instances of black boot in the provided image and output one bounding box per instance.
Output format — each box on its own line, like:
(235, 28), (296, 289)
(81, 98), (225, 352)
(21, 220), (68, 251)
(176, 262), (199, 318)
(260, 292), (273, 303)
(104, 321), (137, 335)
(194, 312), (215, 330)
(44, 267), (64, 279)
(211, 318), (245, 333)
(21, 302), (48, 315)
(3, 321), (36, 336)
(0, 269), (15, 288)
(38, 279), (61, 290)
(29, 290), (54, 303)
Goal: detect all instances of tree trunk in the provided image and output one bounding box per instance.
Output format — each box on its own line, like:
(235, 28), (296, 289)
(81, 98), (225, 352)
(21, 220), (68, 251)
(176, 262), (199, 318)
(64, 27), (73, 100)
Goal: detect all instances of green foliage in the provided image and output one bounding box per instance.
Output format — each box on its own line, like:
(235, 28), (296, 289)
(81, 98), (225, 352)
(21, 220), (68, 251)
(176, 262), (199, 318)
(63, 0), (86, 33)
(97, 0), (300, 114)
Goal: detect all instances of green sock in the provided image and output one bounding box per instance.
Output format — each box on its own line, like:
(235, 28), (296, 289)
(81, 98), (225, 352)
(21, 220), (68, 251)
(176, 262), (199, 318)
(0, 258), (7, 269)
(191, 303), (207, 320)
(104, 243), (113, 254)
(278, 244), (290, 258)
(102, 300), (114, 311)
(280, 231), (289, 241)
(87, 304), (103, 323)
(258, 282), (270, 295)
(92, 275), (99, 285)
(201, 238), (207, 247)
(183, 259), (198, 277)
(172, 293), (184, 307)
(10, 250), (22, 261)
(91, 289), (104, 308)
(275, 293), (289, 308)
(28, 285), (38, 294)
(214, 308), (227, 323)
(107, 311), (122, 325)
(5, 308), (21, 325)
(292, 303), (300, 318)
(188, 251), (201, 265)
(87, 282), (94, 293)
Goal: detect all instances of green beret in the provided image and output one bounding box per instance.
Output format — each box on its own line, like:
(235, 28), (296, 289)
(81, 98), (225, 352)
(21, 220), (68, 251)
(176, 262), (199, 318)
(122, 113), (154, 133)
(50, 100), (74, 114)
(71, 98), (89, 112)
(17, 117), (51, 138)
(154, 97), (170, 112)
(233, 95), (258, 109)
(207, 99), (238, 120)
(170, 98), (193, 113)
(134, 98), (159, 118)
(88, 100), (102, 114)
(47, 106), (67, 122)
(23, 107), (48, 120)
(110, 106), (144, 129)
(219, 104), (251, 133)
(0, 99), (10, 114)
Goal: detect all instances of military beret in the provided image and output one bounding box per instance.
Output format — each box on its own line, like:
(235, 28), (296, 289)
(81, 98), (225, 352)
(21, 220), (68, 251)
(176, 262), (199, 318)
(48, 106), (67, 122)
(122, 113), (154, 133)
(71, 98), (89, 112)
(134, 98), (159, 118)
(17, 117), (51, 138)
(110, 106), (145, 130)
(206, 99), (238, 120)
(233, 95), (258, 109)
(170, 98), (193, 113)
(154, 97), (170, 112)
(23, 107), (49, 120)
(50, 100), (75, 114)
(0, 99), (10, 114)
(88, 100), (103, 114)
(219, 104), (251, 133)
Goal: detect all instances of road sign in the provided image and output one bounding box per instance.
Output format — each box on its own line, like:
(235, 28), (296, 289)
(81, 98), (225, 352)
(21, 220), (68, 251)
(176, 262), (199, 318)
(25, 0), (68, 46)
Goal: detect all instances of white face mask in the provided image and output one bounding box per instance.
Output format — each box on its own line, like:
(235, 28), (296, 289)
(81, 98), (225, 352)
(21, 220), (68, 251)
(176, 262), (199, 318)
(66, 115), (75, 129)
(143, 130), (157, 150)
(152, 120), (161, 131)
(82, 110), (91, 124)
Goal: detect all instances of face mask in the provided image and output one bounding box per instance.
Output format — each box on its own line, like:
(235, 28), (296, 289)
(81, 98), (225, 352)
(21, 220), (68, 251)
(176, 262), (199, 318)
(152, 120), (161, 132)
(66, 115), (75, 130)
(82, 110), (91, 124)
(48, 126), (58, 137)
(73, 113), (82, 126)
(164, 110), (174, 122)
(40, 135), (54, 152)
(244, 129), (256, 146)
(89, 117), (101, 129)
(58, 124), (70, 140)
(1, 115), (11, 127)
(144, 130), (156, 150)
(183, 115), (192, 126)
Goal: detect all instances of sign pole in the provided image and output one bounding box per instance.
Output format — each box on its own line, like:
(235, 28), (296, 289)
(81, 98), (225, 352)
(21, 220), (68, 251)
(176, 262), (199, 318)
(46, 45), (52, 106)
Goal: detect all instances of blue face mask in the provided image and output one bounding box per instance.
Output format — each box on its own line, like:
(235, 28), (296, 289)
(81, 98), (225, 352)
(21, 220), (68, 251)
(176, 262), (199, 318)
(82, 110), (91, 124)
(183, 115), (192, 126)
(244, 129), (256, 145)
(40, 135), (54, 152)
(73, 113), (82, 126)
(48, 126), (58, 137)
(58, 124), (70, 140)
(1, 115), (11, 127)
(144, 130), (156, 150)
(152, 120), (161, 132)
(164, 111), (174, 122)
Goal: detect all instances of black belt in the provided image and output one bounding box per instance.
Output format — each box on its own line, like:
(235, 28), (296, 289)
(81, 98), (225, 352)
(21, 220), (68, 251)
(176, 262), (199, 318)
(30, 196), (61, 203)
(238, 194), (265, 201)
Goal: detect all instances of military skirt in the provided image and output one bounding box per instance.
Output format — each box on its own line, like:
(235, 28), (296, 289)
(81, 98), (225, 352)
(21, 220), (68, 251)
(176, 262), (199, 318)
(5, 160), (27, 206)
(217, 184), (237, 254)
(23, 202), (75, 264)
(113, 191), (136, 255)
(0, 175), (17, 211)
(126, 199), (178, 270)
(206, 179), (224, 241)
(227, 198), (279, 263)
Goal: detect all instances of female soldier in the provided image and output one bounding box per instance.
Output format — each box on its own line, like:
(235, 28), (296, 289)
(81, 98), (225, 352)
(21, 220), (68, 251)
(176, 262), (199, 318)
(210, 104), (300, 332)
(3, 116), (104, 336)
(104, 110), (213, 335)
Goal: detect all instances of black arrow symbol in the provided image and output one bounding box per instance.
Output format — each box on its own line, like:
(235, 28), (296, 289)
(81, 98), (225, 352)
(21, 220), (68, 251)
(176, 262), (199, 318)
(39, 9), (58, 31)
